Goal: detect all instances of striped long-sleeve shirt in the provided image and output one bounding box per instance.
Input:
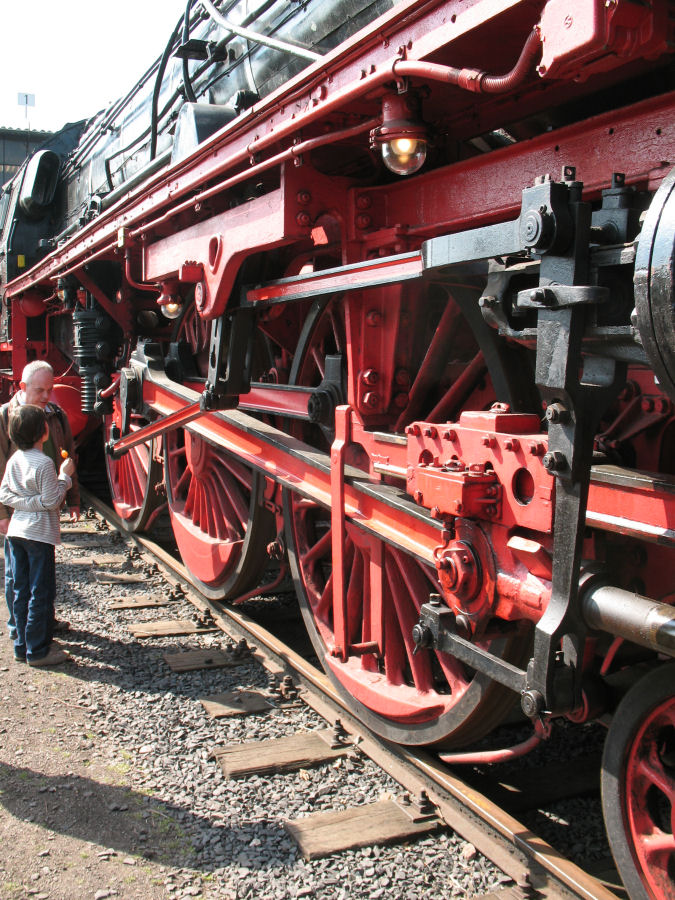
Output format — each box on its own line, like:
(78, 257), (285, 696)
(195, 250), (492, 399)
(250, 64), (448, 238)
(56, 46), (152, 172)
(0, 448), (72, 545)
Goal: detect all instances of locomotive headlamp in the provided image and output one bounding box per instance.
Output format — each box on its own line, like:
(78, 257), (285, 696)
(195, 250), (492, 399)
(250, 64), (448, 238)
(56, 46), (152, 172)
(159, 300), (183, 319)
(157, 279), (184, 320)
(371, 92), (428, 176)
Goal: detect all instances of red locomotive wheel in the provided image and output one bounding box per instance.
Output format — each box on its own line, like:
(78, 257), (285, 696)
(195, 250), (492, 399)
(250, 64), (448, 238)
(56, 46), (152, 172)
(163, 303), (272, 598)
(601, 663), (675, 900)
(284, 295), (530, 746)
(104, 398), (164, 532)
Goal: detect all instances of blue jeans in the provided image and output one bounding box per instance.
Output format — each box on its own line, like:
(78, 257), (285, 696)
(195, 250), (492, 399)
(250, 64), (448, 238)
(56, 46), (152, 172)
(8, 537), (55, 662)
(4, 537), (16, 640)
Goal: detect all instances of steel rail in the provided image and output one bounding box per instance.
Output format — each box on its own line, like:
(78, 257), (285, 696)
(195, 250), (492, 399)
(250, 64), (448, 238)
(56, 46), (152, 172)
(83, 488), (621, 900)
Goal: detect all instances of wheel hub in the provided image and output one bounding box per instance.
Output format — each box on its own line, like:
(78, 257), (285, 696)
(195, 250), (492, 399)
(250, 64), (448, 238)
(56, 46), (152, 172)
(434, 520), (496, 632)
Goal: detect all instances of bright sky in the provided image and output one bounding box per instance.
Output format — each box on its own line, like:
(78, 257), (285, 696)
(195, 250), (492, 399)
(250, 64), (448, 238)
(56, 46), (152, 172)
(0, 1), (187, 133)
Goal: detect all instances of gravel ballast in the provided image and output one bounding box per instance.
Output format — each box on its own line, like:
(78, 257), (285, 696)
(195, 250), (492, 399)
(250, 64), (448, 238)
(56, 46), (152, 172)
(1, 517), (517, 899)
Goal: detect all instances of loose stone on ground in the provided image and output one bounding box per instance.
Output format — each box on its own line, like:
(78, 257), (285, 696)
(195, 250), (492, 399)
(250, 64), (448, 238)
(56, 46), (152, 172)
(0, 517), (519, 898)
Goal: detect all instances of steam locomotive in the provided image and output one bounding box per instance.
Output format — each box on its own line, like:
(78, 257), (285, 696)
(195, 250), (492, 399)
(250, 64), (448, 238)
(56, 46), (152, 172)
(1, 1), (673, 896)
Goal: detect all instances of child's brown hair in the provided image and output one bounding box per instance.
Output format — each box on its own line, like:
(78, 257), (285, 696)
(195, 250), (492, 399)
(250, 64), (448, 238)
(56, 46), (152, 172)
(9, 405), (47, 451)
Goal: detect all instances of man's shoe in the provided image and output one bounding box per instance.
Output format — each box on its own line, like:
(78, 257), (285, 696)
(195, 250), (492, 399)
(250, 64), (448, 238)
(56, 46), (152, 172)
(53, 619), (71, 633)
(27, 646), (70, 667)
(14, 654), (25, 662)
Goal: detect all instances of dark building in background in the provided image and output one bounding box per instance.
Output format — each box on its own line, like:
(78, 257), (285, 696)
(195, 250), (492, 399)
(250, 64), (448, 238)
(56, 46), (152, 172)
(0, 127), (54, 186)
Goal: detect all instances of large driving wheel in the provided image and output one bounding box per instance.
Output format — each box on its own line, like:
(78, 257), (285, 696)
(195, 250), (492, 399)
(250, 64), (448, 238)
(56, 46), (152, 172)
(104, 396), (164, 532)
(284, 290), (533, 746)
(601, 663), (675, 900)
(164, 303), (273, 599)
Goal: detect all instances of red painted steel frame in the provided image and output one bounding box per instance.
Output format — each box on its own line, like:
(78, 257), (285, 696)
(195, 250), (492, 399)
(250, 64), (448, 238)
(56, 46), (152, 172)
(111, 374), (675, 579)
(360, 91), (675, 238)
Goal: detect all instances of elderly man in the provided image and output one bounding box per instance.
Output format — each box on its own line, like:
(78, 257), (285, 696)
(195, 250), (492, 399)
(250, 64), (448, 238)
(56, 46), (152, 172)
(0, 361), (80, 639)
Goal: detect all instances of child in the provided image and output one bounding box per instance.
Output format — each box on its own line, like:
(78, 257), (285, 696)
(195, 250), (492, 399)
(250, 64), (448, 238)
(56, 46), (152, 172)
(0, 404), (75, 666)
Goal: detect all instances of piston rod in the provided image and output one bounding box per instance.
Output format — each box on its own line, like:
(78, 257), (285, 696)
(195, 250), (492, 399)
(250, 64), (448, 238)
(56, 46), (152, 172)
(582, 583), (675, 658)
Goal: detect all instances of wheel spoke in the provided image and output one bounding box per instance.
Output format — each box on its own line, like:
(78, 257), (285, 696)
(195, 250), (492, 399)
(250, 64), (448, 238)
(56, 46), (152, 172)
(385, 553), (434, 691)
(317, 573), (333, 624)
(105, 402), (163, 532)
(285, 294), (528, 744)
(390, 549), (467, 689)
(345, 545), (363, 647)
(163, 302), (272, 596)
(637, 751), (675, 804)
(638, 831), (675, 859)
(300, 528), (331, 573)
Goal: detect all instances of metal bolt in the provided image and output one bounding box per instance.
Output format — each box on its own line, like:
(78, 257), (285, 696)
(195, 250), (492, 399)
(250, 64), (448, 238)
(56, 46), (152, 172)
(393, 392), (409, 409)
(296, 190), (311, 205)
(455, 614), (472, 639)
(356, 195), (372, 210)
(542, 451), (566, 472)
(443, 429), (456, 441)
(195, 281), (206, 309)
(330, 719), (348, 748)
(414, 791), (435, 815)
(394, 368), (410, 387)
(523, 214), (541, 243)
(545, 402), (570, 424)
(234, 638), (250, 658)
(406, 424), (421, 436)
(504, 438), (519, 451)
(363, 391), (380, 409)
(366, 309), (382, 326)
(478, 295), (496, 308)
(521, 689), (545, 718)
(362, 368), (379, 386)
(423, 426), (437, 438)
(266, 540), (284, 561)
(296, 211), (311, 228)
(529, 441), (545, 456)
(430, 506), (441, 519)
(482, 435), (495, 448)
(356, 213), (372, 229)
(411, 623), (433, 649)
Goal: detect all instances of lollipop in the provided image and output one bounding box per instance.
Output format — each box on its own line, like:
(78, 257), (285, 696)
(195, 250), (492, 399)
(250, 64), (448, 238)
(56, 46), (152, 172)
(60, 449), (69, 459)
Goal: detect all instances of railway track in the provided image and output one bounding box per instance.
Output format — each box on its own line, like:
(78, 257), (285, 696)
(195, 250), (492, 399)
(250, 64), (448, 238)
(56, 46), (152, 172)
(82, 489), (626, 900)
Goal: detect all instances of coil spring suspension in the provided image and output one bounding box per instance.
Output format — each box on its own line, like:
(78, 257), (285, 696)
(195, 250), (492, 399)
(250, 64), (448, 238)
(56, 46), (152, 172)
(72, 305), (112, 413)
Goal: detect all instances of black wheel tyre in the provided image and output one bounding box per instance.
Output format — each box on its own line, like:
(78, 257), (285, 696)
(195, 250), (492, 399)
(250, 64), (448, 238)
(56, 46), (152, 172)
(601, 662), (675, 900)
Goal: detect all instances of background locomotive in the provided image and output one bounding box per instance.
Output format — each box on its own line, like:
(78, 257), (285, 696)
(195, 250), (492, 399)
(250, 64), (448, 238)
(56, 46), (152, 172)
(1, 1), (674, 897)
